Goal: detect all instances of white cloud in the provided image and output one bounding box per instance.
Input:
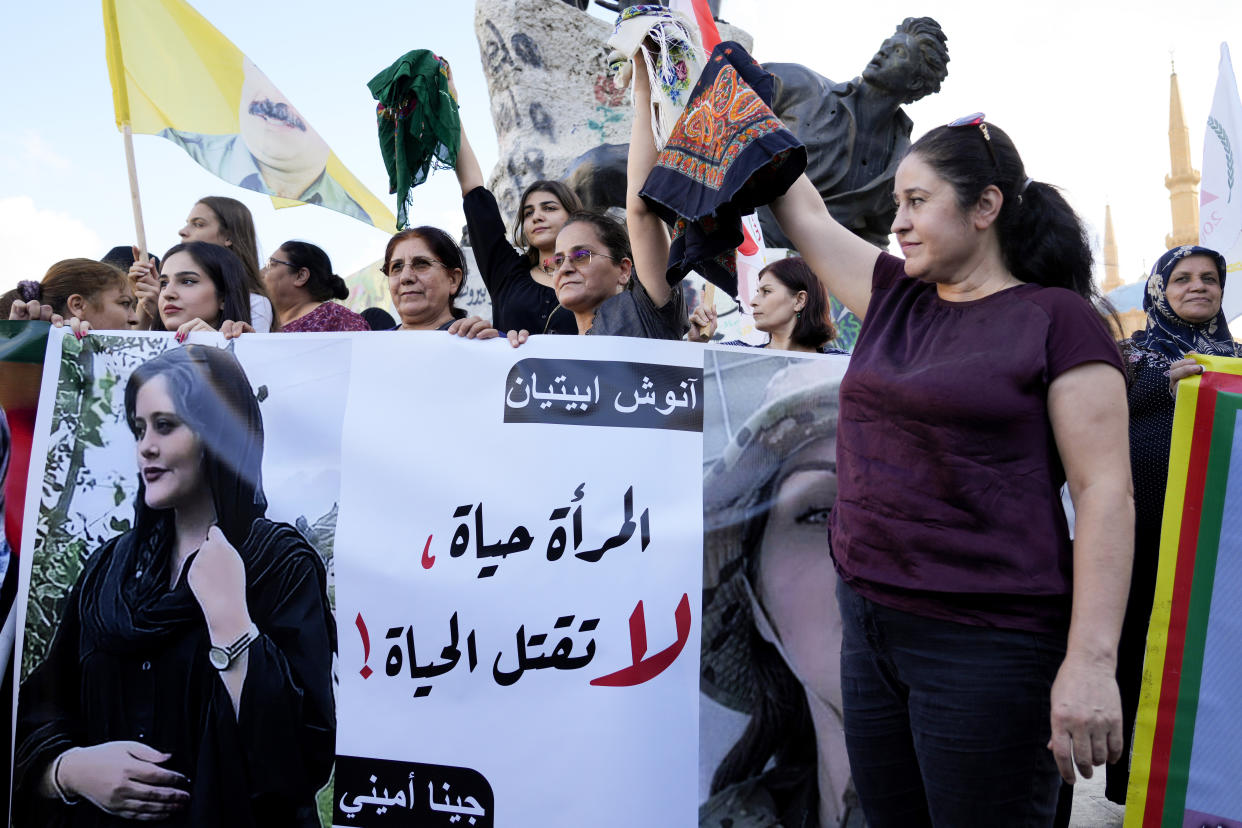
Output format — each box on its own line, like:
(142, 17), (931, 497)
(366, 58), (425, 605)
(0, 196), (106, 293)
(20, 130), (70, 172)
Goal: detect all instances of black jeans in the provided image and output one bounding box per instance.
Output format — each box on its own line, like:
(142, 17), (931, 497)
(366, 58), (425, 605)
(837, 579), (1064, 827)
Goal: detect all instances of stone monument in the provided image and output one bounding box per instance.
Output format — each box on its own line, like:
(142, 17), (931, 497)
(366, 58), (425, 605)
(475, 4), (945, 255)
(475, 0), (750, 222)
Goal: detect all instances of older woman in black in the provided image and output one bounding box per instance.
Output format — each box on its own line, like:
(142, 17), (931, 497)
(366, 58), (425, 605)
(15, 345), (335, 827)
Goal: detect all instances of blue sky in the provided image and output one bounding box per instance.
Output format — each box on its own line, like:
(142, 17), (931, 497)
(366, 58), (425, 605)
(3, 0), (1239, 303)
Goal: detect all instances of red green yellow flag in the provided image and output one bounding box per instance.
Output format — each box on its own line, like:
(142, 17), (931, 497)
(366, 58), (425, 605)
(1125, 354), (1242, 827)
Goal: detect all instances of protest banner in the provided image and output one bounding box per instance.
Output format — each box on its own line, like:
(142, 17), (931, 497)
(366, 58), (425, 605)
(14, 330), (348, 825)
(13, 330), (734, 826)
(697, 350), (856, 826)
(102, 0), (396, 231)
(332, 334), (704, 826)
(1126, 354), (1242, 827)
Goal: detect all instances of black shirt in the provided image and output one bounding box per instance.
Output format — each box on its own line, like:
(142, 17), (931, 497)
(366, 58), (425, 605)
(462, 186), (576, 335)
(14, 519), (335, 827)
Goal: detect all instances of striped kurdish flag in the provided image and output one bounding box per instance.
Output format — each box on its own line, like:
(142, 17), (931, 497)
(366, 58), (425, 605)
(1126, 354), (1242, 828)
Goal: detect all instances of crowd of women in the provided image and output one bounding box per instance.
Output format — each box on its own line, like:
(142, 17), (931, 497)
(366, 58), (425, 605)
(2, 20), (1238, 828)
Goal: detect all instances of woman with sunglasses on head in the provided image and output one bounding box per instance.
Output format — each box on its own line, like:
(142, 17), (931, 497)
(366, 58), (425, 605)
(382, 226), (501, 339)
(760, 113), (1132, 826)
(446, 64), (579, 336)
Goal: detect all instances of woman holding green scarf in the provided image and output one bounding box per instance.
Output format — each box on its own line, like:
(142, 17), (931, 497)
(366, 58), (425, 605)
(446, 67), (581, 335)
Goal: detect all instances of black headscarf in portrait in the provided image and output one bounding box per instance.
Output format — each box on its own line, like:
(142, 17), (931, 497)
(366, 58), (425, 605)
(79, 344), (270, 655)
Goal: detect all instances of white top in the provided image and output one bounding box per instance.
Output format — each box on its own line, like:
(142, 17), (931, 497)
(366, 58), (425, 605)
(249, 293), (274, 333)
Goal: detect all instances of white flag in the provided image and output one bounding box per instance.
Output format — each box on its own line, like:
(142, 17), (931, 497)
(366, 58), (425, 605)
(1201, 43), (1242, 322)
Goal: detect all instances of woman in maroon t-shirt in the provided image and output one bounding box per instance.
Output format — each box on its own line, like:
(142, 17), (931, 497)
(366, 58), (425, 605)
(764, 116), (1132, 825)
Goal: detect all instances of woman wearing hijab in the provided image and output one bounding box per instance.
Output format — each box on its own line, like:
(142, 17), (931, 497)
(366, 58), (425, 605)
(14, 345), (335, 826)
(763, 110), (1132, 821)
(1108, 244), (1239, 804)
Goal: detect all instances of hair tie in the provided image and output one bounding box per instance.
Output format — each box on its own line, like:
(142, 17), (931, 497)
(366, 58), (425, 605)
(1014, 177), (1034, 206)
(16, 280), (42, 302)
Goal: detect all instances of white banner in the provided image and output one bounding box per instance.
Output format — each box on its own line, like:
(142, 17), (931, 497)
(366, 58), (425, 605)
(333, 334), (704, 826)
(13, 330), (860, 828)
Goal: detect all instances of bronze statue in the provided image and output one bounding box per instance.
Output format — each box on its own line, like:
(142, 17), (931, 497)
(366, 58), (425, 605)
(560, 17), (947, 256)
(757, 17), (949, 248)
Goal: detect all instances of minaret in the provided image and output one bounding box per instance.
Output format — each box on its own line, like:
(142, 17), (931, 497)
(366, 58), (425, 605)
(1103, 204), (1148, 338)
(1102, 204), (1124, 293)
(1165, 63), (1201, 248)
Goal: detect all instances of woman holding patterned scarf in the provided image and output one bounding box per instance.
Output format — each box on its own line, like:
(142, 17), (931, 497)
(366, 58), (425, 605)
(1108, 244), (1239, 804)
(766, 111), (1132, 823)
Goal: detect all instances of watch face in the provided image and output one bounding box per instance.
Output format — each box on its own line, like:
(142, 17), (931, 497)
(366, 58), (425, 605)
(209, 647), (230, 670)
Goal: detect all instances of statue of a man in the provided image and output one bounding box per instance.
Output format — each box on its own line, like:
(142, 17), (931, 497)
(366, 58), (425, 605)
(758, 17), (949, 249)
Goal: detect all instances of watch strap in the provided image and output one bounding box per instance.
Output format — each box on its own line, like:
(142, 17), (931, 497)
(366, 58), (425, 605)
(210, 623), (259, 670)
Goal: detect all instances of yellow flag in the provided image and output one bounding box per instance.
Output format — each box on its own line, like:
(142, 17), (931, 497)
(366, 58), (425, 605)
(102, 0), (396, 232)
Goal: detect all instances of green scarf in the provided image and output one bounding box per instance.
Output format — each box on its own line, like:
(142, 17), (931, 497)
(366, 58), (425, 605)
(367, 50), (460, 229)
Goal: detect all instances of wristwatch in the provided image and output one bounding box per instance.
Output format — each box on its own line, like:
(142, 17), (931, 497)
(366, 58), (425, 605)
(208, 623), (259, 670)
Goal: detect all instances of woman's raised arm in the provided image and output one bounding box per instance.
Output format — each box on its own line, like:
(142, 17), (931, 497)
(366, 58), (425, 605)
(625, 55), (675, 309)
(446, 63), (485, 196)
(768, 175), (878, 318)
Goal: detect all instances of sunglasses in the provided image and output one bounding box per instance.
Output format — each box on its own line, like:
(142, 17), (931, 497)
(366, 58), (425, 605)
(541, 248), (618, 276)
(947, 111), (1000, 170)
(386, 256), (445, 277)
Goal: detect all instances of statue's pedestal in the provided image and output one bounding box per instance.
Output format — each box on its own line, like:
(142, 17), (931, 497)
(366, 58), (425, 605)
(477, 0), (631, 221)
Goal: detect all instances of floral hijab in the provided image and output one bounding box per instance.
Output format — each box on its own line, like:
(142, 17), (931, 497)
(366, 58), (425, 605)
(1134, 244), (1239, 363)
(607, 5), (705, 151)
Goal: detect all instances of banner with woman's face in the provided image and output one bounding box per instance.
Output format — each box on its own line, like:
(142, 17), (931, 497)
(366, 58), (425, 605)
(12, 332), (851, 827)
(14, 331), (348, 826)
(698, 350), (854, 827)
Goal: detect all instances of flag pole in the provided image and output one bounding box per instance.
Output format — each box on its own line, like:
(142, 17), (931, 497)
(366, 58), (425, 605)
(103, 0), (147, 261)
(122, 124), (148, 262)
